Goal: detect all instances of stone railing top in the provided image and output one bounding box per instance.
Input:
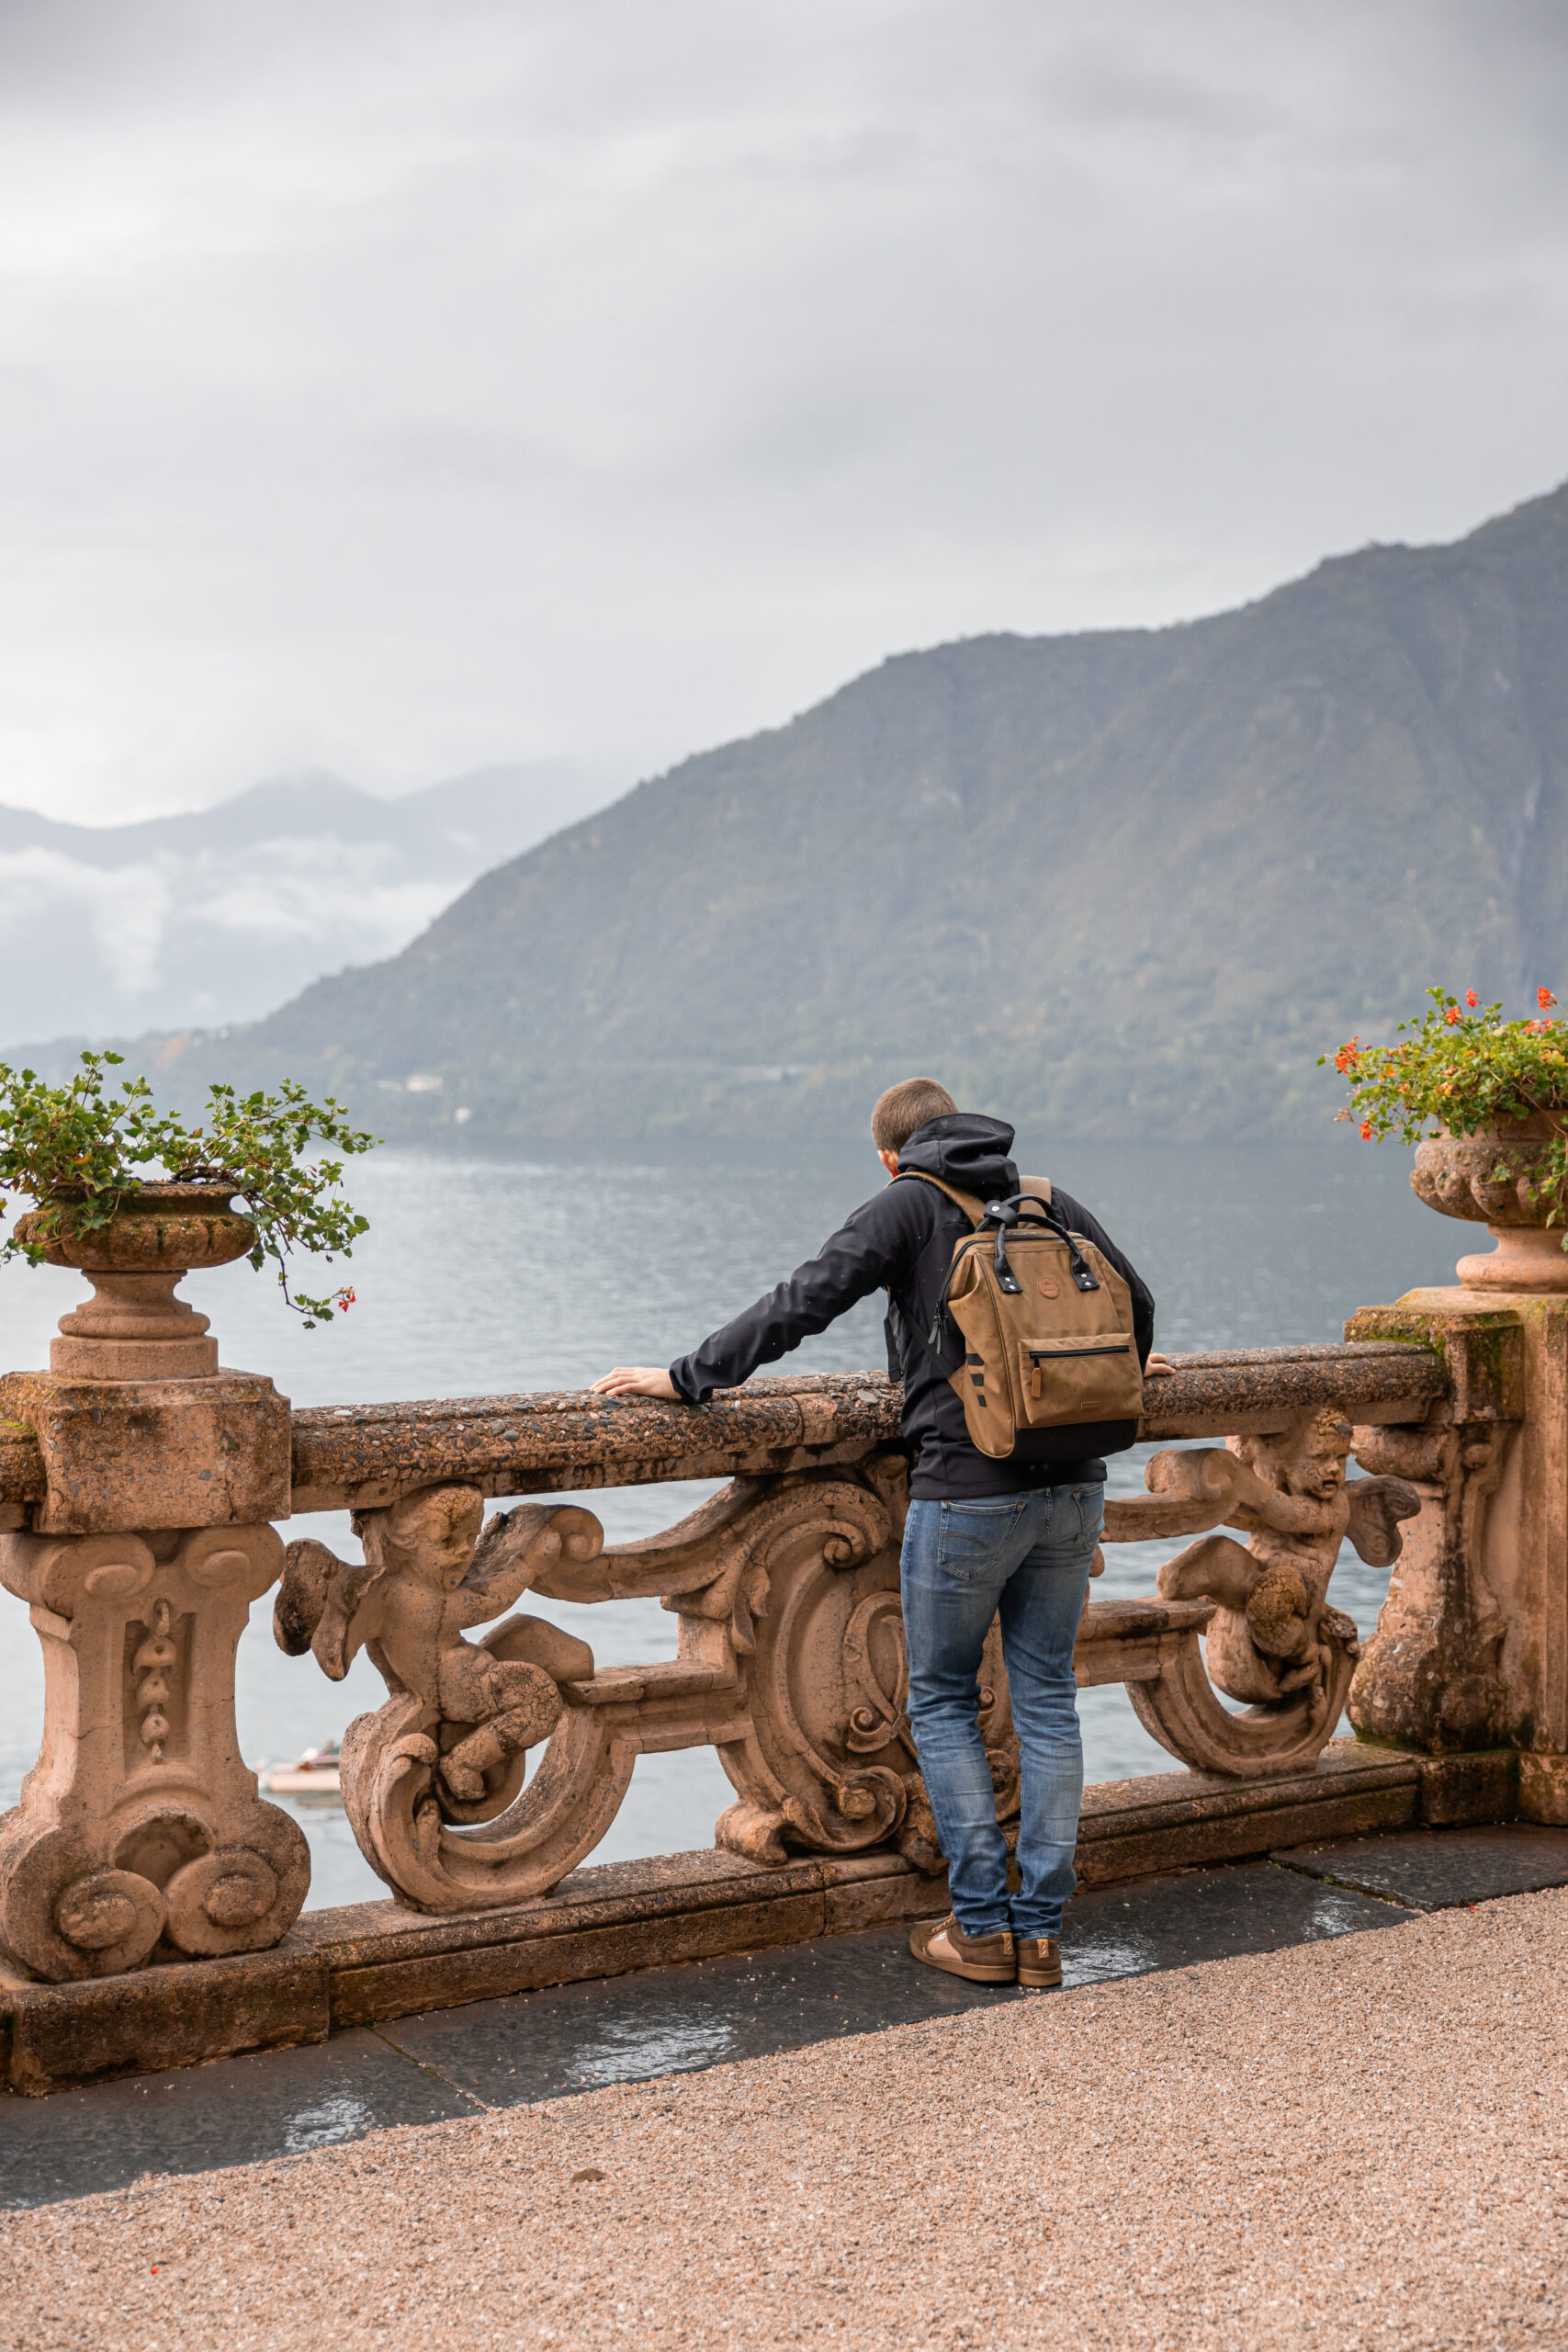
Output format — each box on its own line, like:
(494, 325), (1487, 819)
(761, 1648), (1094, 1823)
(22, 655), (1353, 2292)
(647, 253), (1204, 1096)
(0, 1342), (1448, 1518)
(287, 1341), (1445, 1511)
(1136, 1340), (1447, 1438)
(288, 1370), (895, 1510)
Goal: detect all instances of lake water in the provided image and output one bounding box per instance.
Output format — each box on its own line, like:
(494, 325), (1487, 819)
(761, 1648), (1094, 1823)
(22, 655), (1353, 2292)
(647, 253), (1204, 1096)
(0, 1133), (1465, 1907)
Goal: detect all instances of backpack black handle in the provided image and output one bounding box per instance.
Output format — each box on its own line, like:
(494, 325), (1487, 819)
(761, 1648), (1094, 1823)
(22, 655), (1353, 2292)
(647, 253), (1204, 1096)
(925, 1189), (1102, 1360)
(980, 1192), (1100, 1296)
(980, 1198), (1024, 1293)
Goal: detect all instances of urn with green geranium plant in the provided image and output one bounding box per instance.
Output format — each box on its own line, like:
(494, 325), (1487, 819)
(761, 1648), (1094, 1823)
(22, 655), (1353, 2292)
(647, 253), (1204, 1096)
(0, 1050), (378, 1378)
(1322, 986), (1568, 1292)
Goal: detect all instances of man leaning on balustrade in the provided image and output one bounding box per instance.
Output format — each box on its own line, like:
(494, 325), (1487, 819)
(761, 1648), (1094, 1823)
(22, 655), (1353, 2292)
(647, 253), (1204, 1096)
(593, 1077), (1169, 1990)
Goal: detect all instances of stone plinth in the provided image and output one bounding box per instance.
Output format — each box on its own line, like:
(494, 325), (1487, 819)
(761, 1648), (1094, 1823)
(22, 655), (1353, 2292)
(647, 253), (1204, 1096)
(1349, 1290), (1568, 1765)
(0, 1371), (290, 1536)
(0, 1522), (309, 1981)
(0, 1350), (295, 1983)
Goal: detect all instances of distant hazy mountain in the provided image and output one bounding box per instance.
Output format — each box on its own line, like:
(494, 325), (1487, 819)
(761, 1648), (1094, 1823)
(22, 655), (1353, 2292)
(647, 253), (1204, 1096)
(0, 760), (626, 1046)
(60, 481), (1568, 1144)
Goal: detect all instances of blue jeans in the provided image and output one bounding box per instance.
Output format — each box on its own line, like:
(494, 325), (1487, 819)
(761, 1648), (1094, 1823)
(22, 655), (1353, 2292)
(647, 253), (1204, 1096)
(900, 1483), (1103, 1939)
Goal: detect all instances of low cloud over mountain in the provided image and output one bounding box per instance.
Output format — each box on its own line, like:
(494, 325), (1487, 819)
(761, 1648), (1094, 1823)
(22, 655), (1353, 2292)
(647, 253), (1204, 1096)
(0, 761), (626, 1047)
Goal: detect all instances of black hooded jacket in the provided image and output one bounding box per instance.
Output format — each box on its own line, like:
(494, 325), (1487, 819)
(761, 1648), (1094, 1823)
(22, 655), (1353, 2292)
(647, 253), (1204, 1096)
(669, 1114), (1156, 1500)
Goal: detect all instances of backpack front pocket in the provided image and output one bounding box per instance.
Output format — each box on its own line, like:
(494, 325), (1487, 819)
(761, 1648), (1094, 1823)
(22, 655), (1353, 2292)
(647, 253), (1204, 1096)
(1016, 1338), (1142, 1427)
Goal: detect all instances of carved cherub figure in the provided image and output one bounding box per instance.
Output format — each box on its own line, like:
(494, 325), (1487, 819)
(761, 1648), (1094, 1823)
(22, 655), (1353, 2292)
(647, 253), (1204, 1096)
(276, 1486), (599, 1805)
(1150, 1411), (1419, 1720)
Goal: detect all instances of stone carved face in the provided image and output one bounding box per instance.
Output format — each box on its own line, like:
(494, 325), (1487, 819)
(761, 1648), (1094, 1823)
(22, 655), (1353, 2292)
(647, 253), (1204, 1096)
(354, 1487), (484, 1591)
(1235, 1410), (1352, 1508)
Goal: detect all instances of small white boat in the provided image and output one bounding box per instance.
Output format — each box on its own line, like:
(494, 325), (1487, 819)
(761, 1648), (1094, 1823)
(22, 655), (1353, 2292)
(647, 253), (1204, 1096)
(260, 1740), (343, 1798)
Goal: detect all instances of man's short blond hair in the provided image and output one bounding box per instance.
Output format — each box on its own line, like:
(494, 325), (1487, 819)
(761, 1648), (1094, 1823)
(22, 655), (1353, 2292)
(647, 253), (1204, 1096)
(871, 1077), (958, 1156)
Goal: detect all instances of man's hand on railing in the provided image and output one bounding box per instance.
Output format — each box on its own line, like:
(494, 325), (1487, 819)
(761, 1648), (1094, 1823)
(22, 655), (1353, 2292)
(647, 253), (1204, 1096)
(591, 1366), (680, 1400)
(1145, 1352), (1176, 1376)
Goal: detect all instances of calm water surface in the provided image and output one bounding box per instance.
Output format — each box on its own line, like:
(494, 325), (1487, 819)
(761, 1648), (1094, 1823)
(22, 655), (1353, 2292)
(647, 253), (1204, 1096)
(0, 1135), (1462, 1905)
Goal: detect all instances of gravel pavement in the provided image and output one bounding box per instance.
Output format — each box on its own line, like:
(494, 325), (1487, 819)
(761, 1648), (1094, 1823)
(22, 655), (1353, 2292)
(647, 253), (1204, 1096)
(4, 1883), (1565, 2351)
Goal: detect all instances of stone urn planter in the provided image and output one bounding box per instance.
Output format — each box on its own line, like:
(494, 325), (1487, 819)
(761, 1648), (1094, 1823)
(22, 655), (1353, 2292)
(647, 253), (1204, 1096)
(15, 1181), (257, 1378)
(1411, 1113), (1568, 1292)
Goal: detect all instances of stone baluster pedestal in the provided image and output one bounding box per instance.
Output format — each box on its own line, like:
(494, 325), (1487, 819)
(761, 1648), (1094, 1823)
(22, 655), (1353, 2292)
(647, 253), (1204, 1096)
(0, 1196), (305, 1983)
(1348, 1289), (1568, 1819)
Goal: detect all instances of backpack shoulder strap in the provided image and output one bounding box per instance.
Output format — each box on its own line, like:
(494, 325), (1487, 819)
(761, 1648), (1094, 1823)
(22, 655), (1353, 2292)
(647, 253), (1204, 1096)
(895, 1169), (987, 1227)
(1017, 1173), (1054, 1213)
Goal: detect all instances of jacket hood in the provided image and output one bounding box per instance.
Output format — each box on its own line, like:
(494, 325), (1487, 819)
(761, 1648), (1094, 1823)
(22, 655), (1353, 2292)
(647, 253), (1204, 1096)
(896, 1114), (1020, 1205)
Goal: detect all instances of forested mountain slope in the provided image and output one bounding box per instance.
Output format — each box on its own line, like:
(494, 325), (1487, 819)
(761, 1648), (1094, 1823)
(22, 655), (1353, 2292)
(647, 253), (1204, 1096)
(146, 482), (1568, 1143)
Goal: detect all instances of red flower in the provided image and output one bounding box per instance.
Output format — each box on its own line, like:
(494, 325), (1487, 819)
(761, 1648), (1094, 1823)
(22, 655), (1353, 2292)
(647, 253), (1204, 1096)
(1540, 988), (1558, 1010)
(1444, 1006), (1461, 1025)
(1359, 1122), (1372, 1140)
(1334, 1037), (1360, 1073)
(1466, 990), (1479, 1008)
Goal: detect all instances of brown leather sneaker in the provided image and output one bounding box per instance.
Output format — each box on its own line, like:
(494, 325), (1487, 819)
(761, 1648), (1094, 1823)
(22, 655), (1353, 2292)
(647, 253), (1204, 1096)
(908, 1913), (1017, 1984)
(1016, 1934), (1062, 1988)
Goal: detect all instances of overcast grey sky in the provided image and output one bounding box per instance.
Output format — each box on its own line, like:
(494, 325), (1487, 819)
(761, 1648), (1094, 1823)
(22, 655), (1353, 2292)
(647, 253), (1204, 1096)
(1, 0), (1564, 823)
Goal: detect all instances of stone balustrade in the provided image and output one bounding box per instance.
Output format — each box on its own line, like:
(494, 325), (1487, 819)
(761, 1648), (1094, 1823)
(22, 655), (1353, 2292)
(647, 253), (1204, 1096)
(5, 1314), (1517, 1983)
(265, 1343), (1447, 1911)
(6, 1251), (1568, 2048)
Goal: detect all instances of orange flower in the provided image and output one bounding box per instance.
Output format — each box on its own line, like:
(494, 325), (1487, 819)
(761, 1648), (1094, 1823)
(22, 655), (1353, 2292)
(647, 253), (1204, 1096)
(1359, 1122), (1372, 1140)
(1444, 1006), (1461, 1025)
(1540, 988), (1558, 1010)
(1466, 990), (1479, 1008)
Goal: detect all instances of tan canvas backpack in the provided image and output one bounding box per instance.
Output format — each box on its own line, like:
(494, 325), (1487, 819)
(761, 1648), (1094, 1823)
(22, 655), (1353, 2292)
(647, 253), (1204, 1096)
(903, 1171), (1144, 1460)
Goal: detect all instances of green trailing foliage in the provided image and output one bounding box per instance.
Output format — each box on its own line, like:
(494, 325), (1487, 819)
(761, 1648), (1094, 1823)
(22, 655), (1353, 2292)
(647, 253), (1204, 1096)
(1323, 986), (1568, 1239)
(0, 1049), (378, 1327)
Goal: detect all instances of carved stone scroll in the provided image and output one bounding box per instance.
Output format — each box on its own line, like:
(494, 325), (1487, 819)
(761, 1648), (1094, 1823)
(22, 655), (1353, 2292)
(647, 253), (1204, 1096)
(275, 1455), (1019, 1910)
(276, 1487), (625, 1911)
(1103, 1409), (1420, 1777)
(0, 1524), (309, 1979)
(690, 1461), (1017, 1872)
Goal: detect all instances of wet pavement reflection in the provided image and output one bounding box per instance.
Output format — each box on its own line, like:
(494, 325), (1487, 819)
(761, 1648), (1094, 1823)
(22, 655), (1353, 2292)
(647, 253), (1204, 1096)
(378, 1859), (1407, 2111)
(0, 1854), (1412, 2208)
(0, 2030), (478, 2211)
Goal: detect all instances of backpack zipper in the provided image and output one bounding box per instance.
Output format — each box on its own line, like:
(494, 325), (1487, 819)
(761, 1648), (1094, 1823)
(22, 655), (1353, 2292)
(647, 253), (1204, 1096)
(1027, 1343), (1131, 1355)
(1027, 1340), (1131, 1399)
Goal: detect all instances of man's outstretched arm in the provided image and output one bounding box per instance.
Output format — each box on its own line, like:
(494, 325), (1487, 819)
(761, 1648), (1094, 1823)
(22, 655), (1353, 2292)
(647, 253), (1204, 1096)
(592, 1190), (918, 1405)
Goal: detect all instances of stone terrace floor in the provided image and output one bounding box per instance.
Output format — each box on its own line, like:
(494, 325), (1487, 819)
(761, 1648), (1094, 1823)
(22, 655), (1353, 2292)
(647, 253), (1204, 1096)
(3, 1826), (1568, 2349)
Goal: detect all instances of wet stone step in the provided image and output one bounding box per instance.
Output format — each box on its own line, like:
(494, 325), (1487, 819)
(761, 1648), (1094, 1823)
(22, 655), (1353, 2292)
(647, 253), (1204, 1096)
(1271, 1823), (1568, 1911)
